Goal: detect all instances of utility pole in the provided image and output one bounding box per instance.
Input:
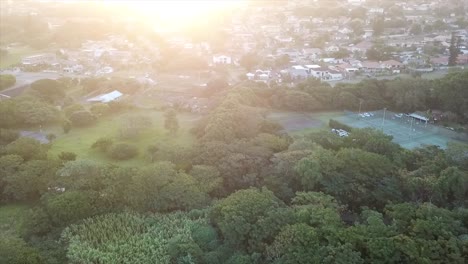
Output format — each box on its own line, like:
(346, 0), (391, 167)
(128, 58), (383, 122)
(381, 108), (386, 131)
(410, 117), (414, 138)
(358, 99), (363, 117)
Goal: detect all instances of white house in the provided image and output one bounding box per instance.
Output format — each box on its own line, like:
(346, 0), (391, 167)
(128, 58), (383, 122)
(325, 45), (340, 52)
(327, 70), (344, 80)
(309, 67), (330, 79)
(87, 90), (123, 103)
(212, 55), (232, 64)
(289, 65), (309, 79)
(304, 64), (321, 70)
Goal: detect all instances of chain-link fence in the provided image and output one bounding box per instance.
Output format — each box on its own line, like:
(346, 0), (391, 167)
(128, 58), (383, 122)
(337, 110), (467, 149)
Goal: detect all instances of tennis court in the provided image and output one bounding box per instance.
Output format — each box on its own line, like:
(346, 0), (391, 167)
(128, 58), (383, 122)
(335, 110), (467, 149)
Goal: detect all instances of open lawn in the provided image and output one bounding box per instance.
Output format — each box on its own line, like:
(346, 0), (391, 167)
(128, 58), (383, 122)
(267, 111), (344, 135)
(0, 204), (30, 237)
(46, 109), (201, 167)
(0, 46), (47, 69)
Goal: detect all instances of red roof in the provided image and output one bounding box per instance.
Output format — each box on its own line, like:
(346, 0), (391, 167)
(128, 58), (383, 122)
(361, 61), (382, 69)
(430, 57), (448, 65)
(382, 60), (402, 66)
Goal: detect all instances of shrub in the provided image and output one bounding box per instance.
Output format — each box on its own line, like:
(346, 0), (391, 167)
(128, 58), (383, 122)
(329, 119), (352, 131)
(64, 104), (85, 117)
(0, 129), (19, 145)
(58, 151), (77, 161)
(91, 137), (113, 152)
(62, 120), (71, 134)
(46, 133), (56, 142)
(0, 74), (16, 90)
(107, 143), (138, 160)
(90, 103), (110, 117)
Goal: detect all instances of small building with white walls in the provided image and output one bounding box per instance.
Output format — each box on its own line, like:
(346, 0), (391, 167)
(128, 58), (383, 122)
(213, 54), (232, 64)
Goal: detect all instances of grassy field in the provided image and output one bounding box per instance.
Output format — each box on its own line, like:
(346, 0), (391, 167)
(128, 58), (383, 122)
(0, 204), (30, 237)
(46, 109), (201, 167)
(267, 111), (344, 135)
(0, 46), (46, 69)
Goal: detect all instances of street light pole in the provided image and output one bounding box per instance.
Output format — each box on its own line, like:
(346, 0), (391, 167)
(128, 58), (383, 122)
(359, 99), (363, 117)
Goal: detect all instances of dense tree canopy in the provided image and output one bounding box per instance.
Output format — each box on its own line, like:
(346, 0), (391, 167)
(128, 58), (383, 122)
(0, 71), (467, 264)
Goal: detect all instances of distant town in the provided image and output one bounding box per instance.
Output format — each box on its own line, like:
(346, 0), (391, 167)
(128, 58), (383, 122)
(1, 0), (467, 91)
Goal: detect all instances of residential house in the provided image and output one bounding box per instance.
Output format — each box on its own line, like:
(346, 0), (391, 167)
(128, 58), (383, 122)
(338, 27), (353, 35)
(336, 63), (359, 73)
(381, 60), (404, 72)
(348, 41), (373, 53)
(430, 56), (449, 67)
(457, 55), (468, 65)
(325, 45), (340, 53)
(360, 61), (384, 73)
(363, 29), (374, 39)
(277, 48), (302, 60)
(327, 70), (344, 80)
(302, 48), (322, 60)
(289, 65), (309, 79)
(309, 66), (330, 79)
(213, 54), (232, 64)
(334, 33), (350, 41)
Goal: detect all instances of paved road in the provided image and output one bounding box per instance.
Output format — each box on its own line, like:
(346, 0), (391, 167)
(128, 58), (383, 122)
(0, 71), (83, 97)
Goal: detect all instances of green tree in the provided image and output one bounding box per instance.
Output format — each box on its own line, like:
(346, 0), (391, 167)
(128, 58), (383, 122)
(0, 128), (19, 145)
(5, 137), (47, 161)
(44, 191), (97, 225)
(91, 137), (113, 152)
(62, 120), (71, 134)
(89, 103), (110, 117)
(409, 23), (422, 35)
(239, 53), (259, 71)
(189, 165), (222, 194)
(126, 162), (208, 212)
(3, 160), (58, 201)
(164, 109), (179, 134)
(58, 151), (77, 161)
(372, 18), (385, 36)
(12, 96), (59, 126)
(30, 79), (64, 103)
(0, 154), (23, 198)
(69, 110), (96, 127)
(107, 143), (138, 160)
(448, 32), (460, 66)
(62, 212), (210, 264)
(211, 188), (287, 252)
(436, 167), (468, 206)
(63, 104), (85, 118)
(0, 236), (44, 264)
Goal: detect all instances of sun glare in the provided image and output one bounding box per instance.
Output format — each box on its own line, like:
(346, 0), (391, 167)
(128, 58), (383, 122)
(119, 0), (245, 29)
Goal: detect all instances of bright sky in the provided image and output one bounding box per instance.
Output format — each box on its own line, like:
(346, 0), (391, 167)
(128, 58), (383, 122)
(112, 1), (246, 27)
